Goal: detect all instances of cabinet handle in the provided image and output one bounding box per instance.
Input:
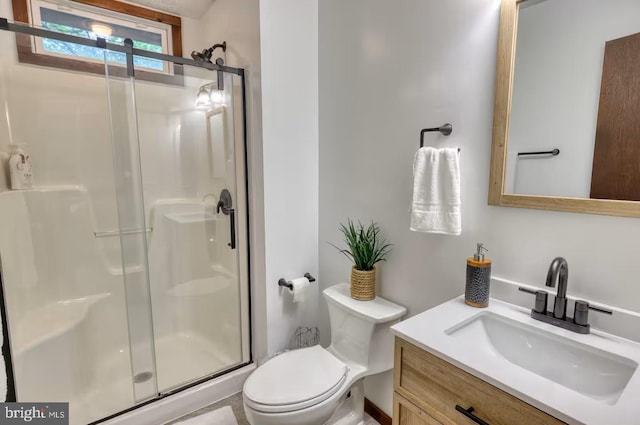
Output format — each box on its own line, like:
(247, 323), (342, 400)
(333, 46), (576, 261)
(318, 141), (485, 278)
(455, 405), (490, 425)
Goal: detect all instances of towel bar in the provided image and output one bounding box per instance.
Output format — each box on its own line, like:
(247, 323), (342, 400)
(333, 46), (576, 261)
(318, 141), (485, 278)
(517, 149), (560, 157)
(419, 124), (459, 152)
(94, 228), (152, 238)
(420, 123), (453, 147)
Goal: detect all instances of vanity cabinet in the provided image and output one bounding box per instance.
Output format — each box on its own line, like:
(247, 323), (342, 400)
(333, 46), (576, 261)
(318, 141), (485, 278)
(393, 337), (565, 425)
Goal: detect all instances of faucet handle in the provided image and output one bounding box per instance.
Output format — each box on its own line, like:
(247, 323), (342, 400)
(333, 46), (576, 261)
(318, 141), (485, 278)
(518, 287), (548, 314)
(588, 303), (613, 315)
(574, 300), (613, 326)
(518, 287), (536, 295)
(575, 300), (613, 315)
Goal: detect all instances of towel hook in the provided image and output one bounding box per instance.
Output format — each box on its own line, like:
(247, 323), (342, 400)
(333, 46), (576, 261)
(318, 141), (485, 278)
(420, 123), (453, 148)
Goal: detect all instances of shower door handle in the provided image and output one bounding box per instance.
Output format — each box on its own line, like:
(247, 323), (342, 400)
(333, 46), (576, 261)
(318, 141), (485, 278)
(228, 208), (236, 250)
(217, 189), (236, 250)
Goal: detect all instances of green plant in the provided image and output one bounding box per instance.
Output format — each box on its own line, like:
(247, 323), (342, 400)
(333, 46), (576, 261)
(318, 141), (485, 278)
(332, 219), (392, 271)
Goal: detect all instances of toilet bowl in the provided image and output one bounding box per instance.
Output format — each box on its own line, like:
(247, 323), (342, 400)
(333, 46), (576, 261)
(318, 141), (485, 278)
(243, 283), (406, 425)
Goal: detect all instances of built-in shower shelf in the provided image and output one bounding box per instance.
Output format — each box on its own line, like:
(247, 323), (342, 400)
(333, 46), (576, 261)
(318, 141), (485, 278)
(13, 293), (109, 353)
(164, 212), (218, 224)
(168, 275), (236, 297)
(0, 185), (87, 197)
(108, 264), (146, 277)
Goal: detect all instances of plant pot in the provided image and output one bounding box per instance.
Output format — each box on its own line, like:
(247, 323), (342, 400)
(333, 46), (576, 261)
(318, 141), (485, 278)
(350, 265), (376, 300)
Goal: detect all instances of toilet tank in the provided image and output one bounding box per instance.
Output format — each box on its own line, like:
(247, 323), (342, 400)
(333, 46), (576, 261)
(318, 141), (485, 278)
(323, 283), (406, 374)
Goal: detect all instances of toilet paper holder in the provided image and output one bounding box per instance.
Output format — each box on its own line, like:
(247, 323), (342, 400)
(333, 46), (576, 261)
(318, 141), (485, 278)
(278, 273), (316, 290)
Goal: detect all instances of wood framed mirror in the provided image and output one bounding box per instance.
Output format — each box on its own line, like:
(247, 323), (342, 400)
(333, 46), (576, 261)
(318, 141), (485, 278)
(489, 0), (640, 218)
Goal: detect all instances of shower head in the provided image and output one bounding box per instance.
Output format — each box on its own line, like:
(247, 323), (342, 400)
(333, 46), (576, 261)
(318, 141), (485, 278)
(191, 49), (211, 63)
(190, 41), (227, 64)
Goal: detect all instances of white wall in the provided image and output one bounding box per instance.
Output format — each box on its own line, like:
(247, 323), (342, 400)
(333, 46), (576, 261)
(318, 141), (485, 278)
(197, 0), (268, 362)
(506, 0), (640, 197)
(259, 0), (319, 357)
(318, 0), (640, 415)
(198, 0), (261, 69)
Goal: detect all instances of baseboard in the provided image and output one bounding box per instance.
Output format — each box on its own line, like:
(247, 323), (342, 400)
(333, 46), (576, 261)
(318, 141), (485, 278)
(364, 398), (392, 425)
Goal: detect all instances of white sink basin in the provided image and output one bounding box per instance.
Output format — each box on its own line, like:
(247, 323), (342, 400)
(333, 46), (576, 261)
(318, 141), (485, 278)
(391, 296), (640, 425)
(445, 312), (637, 404)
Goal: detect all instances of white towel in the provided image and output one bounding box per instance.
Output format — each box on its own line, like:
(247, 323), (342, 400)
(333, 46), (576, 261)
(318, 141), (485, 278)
(410, 147), (461, 235)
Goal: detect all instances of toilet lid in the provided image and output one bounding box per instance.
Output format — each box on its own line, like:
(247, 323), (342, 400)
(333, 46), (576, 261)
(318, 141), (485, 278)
(244, 346), (348, 409)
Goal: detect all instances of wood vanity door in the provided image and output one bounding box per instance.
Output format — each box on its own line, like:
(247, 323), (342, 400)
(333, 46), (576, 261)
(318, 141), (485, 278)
(394, 338), (565, 425)
(393, 394), (442, 425)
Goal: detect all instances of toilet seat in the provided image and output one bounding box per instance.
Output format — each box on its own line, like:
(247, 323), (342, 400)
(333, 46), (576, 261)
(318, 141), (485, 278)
(243, 345), (348, 414)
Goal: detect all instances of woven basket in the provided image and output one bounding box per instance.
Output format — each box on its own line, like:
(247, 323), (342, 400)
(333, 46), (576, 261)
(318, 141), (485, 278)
(350, 266), (376, 300)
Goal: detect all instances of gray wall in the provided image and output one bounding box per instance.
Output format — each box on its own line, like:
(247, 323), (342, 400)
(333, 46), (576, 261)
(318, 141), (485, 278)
(318, 0), (640, 414)
(260, 0), (319, 356)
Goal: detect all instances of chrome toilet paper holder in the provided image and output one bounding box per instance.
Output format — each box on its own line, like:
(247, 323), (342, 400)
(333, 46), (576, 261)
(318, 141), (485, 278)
(278, 273), (316, 290)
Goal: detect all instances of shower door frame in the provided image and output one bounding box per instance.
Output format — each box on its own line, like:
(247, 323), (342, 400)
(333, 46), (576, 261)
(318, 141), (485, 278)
(0, 17), (254, 422)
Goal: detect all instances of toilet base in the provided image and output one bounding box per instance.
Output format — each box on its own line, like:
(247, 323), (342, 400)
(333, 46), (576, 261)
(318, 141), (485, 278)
(326, 379), (364, 425)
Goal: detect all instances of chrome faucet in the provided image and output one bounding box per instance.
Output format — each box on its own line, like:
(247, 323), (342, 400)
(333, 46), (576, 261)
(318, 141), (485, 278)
(519, 257), (613, 334)
(545, 257), (568, 319)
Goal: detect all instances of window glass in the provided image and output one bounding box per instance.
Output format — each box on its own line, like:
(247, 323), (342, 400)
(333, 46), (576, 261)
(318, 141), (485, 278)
(31, 0), (171, 72)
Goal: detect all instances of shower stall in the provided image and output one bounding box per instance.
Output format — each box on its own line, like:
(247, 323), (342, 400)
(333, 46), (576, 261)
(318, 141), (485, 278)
(0, 16), (251, 425)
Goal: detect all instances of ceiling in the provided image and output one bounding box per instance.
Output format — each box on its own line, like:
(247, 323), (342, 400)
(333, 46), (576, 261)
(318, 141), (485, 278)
(124, 0), (215, 18)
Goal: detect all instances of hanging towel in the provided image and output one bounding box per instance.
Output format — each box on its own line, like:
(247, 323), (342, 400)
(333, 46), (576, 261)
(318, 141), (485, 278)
(410, 147), (461, 235)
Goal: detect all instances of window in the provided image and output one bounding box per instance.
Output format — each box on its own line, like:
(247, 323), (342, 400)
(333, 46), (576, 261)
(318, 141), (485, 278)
(33, 1), (169, 72)
(11, 0), (183, 81)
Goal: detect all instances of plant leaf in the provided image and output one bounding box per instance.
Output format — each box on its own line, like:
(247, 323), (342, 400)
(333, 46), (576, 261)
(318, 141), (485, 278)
(330, 219), (393, 271)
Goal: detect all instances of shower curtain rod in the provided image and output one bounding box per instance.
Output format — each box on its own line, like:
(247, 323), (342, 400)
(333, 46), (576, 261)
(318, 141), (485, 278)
(0, 18), (245, 77)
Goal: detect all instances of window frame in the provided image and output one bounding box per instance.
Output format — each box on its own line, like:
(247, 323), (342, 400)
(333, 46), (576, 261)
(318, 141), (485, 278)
(11, 0), (183, 83)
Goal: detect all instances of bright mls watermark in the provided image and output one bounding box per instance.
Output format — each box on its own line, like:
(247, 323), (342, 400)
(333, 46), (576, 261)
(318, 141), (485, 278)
(1, 403), (68, 424)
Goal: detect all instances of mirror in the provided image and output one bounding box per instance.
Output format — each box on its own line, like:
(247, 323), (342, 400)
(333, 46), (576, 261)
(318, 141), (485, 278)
(489, 0), (640, 217)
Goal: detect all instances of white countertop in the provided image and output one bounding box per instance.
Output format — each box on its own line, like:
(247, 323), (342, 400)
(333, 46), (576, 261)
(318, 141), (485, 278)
(391, 296), (640, 425)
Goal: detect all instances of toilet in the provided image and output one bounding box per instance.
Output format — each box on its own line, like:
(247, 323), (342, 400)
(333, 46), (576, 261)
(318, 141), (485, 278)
(243, 283), (406, 425)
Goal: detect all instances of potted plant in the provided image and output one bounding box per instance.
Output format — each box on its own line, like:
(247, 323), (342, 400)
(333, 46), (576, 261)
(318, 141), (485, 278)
(332, 219), (392, 300)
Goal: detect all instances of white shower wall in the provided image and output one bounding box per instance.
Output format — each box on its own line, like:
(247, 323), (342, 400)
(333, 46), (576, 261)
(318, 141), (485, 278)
(0, 2), (215, 267)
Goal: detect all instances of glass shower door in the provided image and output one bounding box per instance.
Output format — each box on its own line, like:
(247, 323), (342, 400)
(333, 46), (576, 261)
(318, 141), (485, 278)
(103, 60), (158, 403)
(108, 59), (251, 393)
(0, 29), (152, 425)
(0, 19), (250, 425)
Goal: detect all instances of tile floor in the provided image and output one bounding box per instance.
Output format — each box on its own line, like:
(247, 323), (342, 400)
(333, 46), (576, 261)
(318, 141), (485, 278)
(166, 393), (248, 425)
(363, 413), (383, 424)
(167, 393), (382, 424)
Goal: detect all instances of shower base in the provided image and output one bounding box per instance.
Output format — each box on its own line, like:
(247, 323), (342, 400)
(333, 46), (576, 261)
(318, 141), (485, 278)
(25, 332), (237, 425)
(155, 332), (239, 392)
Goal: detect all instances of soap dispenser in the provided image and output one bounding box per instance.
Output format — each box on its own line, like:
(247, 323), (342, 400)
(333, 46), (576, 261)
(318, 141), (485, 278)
(8, 144), (33, 190)
(465, 243), (491, 308)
